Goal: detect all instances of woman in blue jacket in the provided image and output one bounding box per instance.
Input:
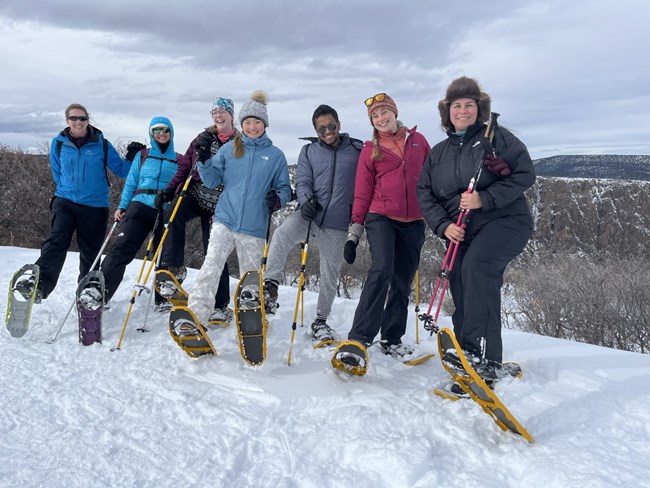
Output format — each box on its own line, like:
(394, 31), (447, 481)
(16, 103), (130, 303)
(100, 116), (180, 306)
(184, 90), (292, 328)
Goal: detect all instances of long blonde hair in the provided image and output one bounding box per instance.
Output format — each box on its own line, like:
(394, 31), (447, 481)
(233, 131), (245, 159)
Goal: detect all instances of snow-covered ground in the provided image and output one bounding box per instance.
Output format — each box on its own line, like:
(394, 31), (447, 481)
(2, 246), (650, 488)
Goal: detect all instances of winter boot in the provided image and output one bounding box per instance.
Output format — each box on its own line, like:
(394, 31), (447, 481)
(14, 275), (43, 304)
(311, 317), (339, 342)
(263, 280), (279, 315)
(78, 285), (103, 311)
(379, 341), (415, 360)
(208, 305), (233, 325)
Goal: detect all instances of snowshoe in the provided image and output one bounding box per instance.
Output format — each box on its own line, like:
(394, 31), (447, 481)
(155, 268), (188, 307)
(168, 306), (216, 358)
(331, 340), (369, 376)
(76, 271), (105, 346)
(437, 328), (533, 442)
(235, 270), (267, 366)
(6, 264), (40, 338)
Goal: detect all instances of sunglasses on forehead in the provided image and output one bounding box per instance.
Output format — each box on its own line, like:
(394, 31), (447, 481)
(317, 122), (338, 135)
(364, 93), (386, 107)
(151, 127), (170, 134)
(67, 116), (88, 122)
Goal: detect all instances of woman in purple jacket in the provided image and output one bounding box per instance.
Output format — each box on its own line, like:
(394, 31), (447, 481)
(154, 97), (238, 323)
(337, 93), (430, 366)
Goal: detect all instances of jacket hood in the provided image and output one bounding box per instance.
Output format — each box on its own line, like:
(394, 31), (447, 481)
(148, 116), (175, 156)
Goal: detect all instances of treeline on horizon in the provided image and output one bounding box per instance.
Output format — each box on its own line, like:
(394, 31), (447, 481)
(1, 145), (648, 355)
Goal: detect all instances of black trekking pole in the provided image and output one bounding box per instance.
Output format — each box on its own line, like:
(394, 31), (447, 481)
(287, 219), (313, 365)
(419, 113), (499, 336)
(46, 219), (120, 344)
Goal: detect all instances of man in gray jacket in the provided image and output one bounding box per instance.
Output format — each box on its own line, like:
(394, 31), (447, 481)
(264, 105), (362, 341)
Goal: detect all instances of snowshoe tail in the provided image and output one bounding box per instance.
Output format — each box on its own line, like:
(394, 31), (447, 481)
(6, 264), (40, 338)
(331, 340), (369, 376)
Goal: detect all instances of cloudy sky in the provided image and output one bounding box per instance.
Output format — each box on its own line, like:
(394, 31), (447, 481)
(1, 0), (648, 162)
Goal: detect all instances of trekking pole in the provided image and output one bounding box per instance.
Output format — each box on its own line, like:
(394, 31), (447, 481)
(46, 220), (119, 344)
(112, 211), (162, 351)
(419, 113), (499, 336)
(287, 220), (312, 365)
(112, 160), (198, 349)
(414, 269), (420, 345)
(137, 210), (165, 334)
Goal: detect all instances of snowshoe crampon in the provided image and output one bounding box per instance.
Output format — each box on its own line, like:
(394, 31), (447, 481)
(234, 270), (267, 366)
(331, 340), (369, 376)
(76, 270), (105, 346)
(6, 264), (40, 338)
(437, 328), (533, 442)
(155, 269), (188, 307)
(169, 306), (216, 358)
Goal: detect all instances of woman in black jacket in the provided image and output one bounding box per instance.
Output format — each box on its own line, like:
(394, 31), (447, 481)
(416, 77), (535, 389)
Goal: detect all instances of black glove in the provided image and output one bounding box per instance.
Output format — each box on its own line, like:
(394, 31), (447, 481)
(343, 240), (358, 265)
(265, 190), (281, 212)
(195, 132), (213, 162)
(300, 198), (322, 222)
(154, 187), (175, 209)
(343, 223), (364, 265)
(483, 154), (511, 176)
(125, 141), (146, 162)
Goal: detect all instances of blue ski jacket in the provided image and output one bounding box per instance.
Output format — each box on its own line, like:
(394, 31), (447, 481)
(50, 126), (130, 207)
(198, 132), (291, 239)
(119, 116), (180, 210)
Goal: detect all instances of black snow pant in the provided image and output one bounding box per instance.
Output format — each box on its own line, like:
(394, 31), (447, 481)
(101, 202), (164, 303)
(159, 190), (230, 309)
(348, 214), (425, 345)
(448, 216), (532, 363)
(36, 197), (109, 299)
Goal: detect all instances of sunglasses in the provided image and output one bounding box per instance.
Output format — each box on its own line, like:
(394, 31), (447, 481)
(364, 93), (387, 107)
(317, 122), (338, 135)
(67, 116), (89, 122)
(151, 127), (170, 134)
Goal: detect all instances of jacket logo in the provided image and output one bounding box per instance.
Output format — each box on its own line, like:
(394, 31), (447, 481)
(261, 156), (269, 160)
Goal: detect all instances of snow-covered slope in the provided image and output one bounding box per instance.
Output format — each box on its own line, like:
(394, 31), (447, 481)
(1, 247), (649, 487)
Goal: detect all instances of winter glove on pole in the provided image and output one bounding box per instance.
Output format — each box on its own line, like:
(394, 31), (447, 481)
(125, 141), (146, 162)
(483, 153), (511, 177)
(195, 132), (213, 162)
(343, 223), (364, 264)
(154, 187), (175, 209)
(266, 190), (281, 212)
(300, 197), (322, 222)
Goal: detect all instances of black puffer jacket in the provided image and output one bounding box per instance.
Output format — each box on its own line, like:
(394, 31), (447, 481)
(416, 122), (535, 240)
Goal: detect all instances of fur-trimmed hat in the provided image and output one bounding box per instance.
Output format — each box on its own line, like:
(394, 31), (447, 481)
(366, 93), (398, 120)
(438, 76), (491, 132)
(239, 90), (269, 127)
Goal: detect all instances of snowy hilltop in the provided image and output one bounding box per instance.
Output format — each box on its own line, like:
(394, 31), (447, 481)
(2, 246), (650, 488)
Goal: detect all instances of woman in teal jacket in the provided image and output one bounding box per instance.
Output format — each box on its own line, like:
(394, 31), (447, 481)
(100, 116), (180, 306)
(184, 90), (291, 328)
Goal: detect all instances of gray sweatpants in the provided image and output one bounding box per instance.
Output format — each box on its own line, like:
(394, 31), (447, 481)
(188, 222), (264, 326)
(265, 211), (347, 321)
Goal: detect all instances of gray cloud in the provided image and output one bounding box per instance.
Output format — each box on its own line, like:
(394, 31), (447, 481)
(1, 0), (649, 160)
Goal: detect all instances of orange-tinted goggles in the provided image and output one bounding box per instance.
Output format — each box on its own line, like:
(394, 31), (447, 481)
(364, 93), (386, 107)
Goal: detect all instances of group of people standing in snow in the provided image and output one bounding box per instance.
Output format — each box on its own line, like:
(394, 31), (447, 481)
(21, 76), (536, 384)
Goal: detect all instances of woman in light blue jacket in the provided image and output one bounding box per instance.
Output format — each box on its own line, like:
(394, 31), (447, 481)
(186, 90), (291, 327)
(100, 116), (180, 306)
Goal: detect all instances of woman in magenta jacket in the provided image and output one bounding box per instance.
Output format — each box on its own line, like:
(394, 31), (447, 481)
(341, 93), (430, 362)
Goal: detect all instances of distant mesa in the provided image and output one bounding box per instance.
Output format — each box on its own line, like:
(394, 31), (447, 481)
(533, 155), (650, 181)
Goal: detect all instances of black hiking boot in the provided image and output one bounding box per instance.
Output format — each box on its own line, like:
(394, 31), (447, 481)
(263, 280), (278, 315)
(311, 318), (338, 342)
